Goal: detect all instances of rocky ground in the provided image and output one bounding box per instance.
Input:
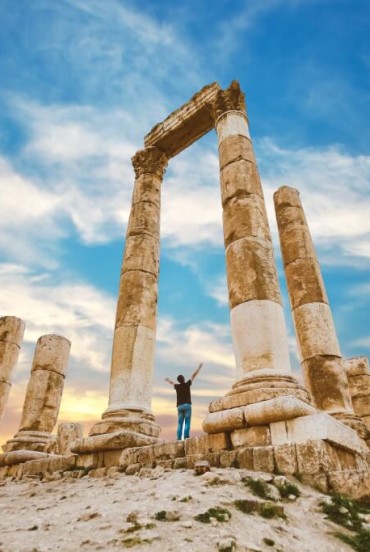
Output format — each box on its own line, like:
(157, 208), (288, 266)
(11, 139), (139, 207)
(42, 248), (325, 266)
(0, 466), (367, 552)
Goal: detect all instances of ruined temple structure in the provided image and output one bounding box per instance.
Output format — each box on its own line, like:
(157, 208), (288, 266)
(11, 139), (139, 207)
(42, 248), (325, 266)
(1, 81), (369, 498)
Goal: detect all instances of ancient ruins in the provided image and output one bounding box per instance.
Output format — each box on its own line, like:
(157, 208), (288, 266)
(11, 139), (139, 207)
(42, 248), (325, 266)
(0, 81), (369, 499)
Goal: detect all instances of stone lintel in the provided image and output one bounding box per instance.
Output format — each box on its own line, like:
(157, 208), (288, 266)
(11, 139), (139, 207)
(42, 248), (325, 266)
(144, 82), (221, 158)
(270, 412), (366, 453)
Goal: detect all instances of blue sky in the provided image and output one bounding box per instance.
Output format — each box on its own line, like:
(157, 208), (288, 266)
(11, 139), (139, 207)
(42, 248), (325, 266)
(1, 0), (370, 445)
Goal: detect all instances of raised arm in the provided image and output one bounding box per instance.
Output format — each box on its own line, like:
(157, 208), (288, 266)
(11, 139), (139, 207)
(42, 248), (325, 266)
(165, 377), (175, 386)
(191, 362), (203, 382)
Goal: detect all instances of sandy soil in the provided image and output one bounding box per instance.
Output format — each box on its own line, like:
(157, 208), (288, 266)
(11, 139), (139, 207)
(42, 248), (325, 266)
(0, 467), (354, 552)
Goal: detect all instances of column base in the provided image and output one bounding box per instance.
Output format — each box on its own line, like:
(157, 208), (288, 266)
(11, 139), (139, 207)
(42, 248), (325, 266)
(2, 430), (55, 453)
(72, 407), (161, 455)
(0, 450), (56, 467)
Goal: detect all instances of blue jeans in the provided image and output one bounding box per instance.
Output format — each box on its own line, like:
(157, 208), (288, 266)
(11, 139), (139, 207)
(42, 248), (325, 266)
(177, 403), (192, 440)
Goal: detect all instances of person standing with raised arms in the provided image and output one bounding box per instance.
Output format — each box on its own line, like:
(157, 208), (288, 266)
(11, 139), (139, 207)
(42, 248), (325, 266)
(165, 363), (203, 440)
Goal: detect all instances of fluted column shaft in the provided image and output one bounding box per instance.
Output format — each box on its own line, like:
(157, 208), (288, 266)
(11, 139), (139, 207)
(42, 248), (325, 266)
(274, 186), (354, 418)
(0, 316), (25, 422)
(214, 83), (291, 385)
(105, 146), (168, 416)
(3, 334), (70, 452)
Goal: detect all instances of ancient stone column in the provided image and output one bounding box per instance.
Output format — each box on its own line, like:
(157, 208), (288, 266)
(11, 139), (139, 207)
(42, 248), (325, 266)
(86, 146), (167, 446)
(3, 334), (71, 452)
(274, 186), (365, 434)
(214, 83), (305, 395)
(345, 357), (370, 433)
(203, 83), (310, 436)
(0, 316), (25, 422)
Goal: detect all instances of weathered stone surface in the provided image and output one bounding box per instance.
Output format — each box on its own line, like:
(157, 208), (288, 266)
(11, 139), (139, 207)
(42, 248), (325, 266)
(237, 447), (254, 469)
(131, 147), (168, 179)
(362, 415), (370, 431)
(72, 430), (158, 454)
(57, 423), (83, 456)
(216, 110), (250, 142)
(0, 317), (24, 421)
(244, 396), (315, 426)
(219, 135), (256, 170)
(275, 186), (356, 427)
(3, 335), (71, 455)
(184, 435), (209, 456)
(145, 82), (221, 158)
(209, 386), (309, 412)
(278, 226), (316, 267)
(20, 370), (66, 434)
(295, 440), (334, 474)
(126, 201), (160, 240)
(273, 444), (297, 474)
(20, 455), (76, 477)
(2, 430), (52, 453)
(293, 303), (341, 360)
(115, 272), (158, 330)
(220, 160), (263, 206)
(208, 432), (231, 452)
(219, 450), (238, 468)
(302, 355), (352, 413)
(194, 460), (211, 475)
(286, 259), (328, 308)
(202, 408), (245, 434)
(253, 446), (275, 472)
(212, 81), (246, 121)
(0, 450), (50, 466)
(270, 421), (288, 445)
(299, 473), (329, 493)
(286, 413), (366, 453)
(91, 412), (160, 438)
(222, 195), (270, 248)
(0, 316), (25, 345)
(30, 334), (71, 377)
(328, 470), (370, 501)
(347, 374), (370, 399)
(231, 426), (271, 448)
(122, 234), (159, 276)
(345, 356), (370, 377)
(226, 238), (281, 308)
(230, 300), (291, 376)
(352, 395), (370, 417)
(132, 173), (161, 207)
(108, 325), (156, 411)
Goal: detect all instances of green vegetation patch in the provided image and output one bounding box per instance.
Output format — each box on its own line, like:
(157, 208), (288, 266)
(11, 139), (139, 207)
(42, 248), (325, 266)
(335, 528), (370, 552)
(275, 481), (301, 499)
(154, 511), (167, 521)
(242, 477), (272, 500)
(194, 507), (231, 523)
(321, 495), (369, 532)
(234, 499), (285, 519)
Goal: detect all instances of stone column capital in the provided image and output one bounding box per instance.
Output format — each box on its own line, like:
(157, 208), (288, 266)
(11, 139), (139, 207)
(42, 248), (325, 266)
(131, 147), (168, 180)
(212, 81), (247, 122)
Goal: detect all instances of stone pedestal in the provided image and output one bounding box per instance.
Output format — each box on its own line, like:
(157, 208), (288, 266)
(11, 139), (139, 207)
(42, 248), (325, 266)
(274, 186), (367, 438)
(56, 422), (83, 456)
(2, 334), (71, 453)
(345, 357), (370, 433)
(0, 316), (25, 422)
(73, 147), (167, 455)
(203, 83), (311, 435)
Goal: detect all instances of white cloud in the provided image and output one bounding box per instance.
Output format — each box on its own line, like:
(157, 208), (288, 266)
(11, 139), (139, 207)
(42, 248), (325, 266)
(257, 139), (370, 263)
(0, 264), (115, 373)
